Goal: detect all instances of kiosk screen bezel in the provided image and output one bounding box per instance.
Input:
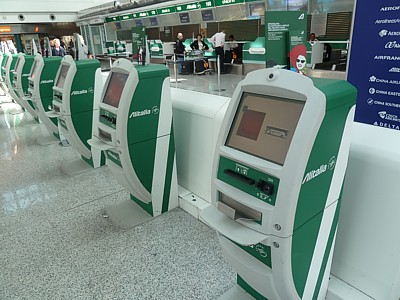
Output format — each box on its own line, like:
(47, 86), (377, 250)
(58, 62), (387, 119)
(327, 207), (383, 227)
(102, 72), (129, 108)
(30, 61), (38, 79)
(225, 92), (305, 166)
(56, 64), (70, 88)
(14, 57), (21, 72)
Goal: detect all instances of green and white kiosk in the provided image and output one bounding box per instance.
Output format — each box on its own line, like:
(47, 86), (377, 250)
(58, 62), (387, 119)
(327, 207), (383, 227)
(49, 55), (106, 175)
(3, 54), (20, 104)
(200, 69), (356, 300)
(28, 54), (64, 144)
(13, 53), (38, 118)
(88, 59), (178, 228)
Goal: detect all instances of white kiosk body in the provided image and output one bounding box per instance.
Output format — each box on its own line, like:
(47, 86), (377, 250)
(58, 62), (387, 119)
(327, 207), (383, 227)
(200, 69), (356, 300)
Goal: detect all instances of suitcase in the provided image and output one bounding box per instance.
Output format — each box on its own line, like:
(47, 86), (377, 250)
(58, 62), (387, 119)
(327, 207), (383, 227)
(194, 58), (211, 75)
(181, 61), (193, 75)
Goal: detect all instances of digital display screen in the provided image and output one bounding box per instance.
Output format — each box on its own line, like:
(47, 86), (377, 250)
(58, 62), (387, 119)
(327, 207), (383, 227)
(150, 17), (158, 26)
(30, 61), (37, 80)
(179, 13), (190, 24)
(56, 65), (70, 88)
(102, 72), (129, 108)
(249, 3), (266, 17)
(135, 19), (143, 27)
(201, 10), (214, 22)
(14, 58), (21, 72)
(226, 92), (305, 165)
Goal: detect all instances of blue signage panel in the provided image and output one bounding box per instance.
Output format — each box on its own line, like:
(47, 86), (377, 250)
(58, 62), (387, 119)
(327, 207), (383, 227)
(348, 1), (400, 131)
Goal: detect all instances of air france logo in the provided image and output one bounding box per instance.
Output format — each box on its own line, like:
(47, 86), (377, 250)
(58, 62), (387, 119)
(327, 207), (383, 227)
(302, 156), (336, 185)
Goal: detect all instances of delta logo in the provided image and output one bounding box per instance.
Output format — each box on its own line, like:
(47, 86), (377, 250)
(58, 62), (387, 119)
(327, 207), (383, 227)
(302, 156), (336, 184)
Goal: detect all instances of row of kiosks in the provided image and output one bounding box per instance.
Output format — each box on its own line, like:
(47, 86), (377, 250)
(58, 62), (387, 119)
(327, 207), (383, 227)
(200, 69), (356, 300)
(12, 53), (38, 119)
(28, 54), (64, 143)
(48, 55), (106, 175)
(89, 59), (178, 227)
(2, 54), (20, 104)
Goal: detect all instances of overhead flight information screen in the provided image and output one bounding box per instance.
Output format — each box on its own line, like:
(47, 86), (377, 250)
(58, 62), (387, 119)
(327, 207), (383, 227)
(226, 92), (304, 165)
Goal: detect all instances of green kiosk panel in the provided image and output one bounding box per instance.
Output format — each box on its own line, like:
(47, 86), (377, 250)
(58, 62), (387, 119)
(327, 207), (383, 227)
(29, 54), (63, 138)
(200, 68), (356, 300)
(3, 54), (21, 105)
(89, 59), (178, 226)
(13, 53), (38, 118)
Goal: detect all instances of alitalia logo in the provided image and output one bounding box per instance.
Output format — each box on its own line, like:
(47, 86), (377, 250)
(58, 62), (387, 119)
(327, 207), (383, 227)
(129, 106), (159, 118)
(71, 89), (88, 96)
(40, 79), (53, 84)
(302, 156), (336, 184)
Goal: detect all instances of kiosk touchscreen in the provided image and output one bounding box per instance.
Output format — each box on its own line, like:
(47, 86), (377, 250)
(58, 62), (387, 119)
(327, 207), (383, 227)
(200, 69), (356, 300)
(28, 54), (64, 142)
(88, 59), (178, 228)
(13, 53), (38, 118)
(49, 55), (106, 175)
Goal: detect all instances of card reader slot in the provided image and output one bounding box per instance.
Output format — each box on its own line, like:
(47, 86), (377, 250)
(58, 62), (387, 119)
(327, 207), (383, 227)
(224, 169), (255, 185)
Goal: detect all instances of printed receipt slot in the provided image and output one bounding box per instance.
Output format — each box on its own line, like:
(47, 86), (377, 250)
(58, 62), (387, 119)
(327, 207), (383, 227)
(88, 59), (178, 228)
(28, 54), (64, 144)
(13, 53), (38, 119)
(49, 55), (106, 175)
(200, 69), (356, 300)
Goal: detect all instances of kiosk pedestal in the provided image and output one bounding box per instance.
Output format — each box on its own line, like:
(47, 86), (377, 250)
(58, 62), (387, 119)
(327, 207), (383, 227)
(50, 55), (106, 175)
(89, 60), (178, 228)
(200, 69), (356, 300)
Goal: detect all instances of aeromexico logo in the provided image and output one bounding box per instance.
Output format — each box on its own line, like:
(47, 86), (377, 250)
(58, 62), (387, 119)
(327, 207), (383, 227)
(302, 156), (336, 185)
(71, 87), (94, 96)
(129, 106), (159, 118)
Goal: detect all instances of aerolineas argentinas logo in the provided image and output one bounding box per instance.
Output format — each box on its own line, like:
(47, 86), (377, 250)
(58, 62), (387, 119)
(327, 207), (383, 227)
(302, 156), (336, 184)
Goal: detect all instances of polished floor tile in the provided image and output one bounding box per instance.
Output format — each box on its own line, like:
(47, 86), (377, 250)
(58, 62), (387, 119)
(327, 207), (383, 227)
(0, 96), (235, 299)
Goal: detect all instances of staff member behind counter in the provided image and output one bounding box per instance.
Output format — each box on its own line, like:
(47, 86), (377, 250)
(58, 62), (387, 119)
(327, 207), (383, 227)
(190, 34), (209, 51)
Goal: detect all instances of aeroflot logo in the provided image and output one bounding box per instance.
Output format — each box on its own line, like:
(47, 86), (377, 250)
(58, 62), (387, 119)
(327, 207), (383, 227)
(40, 79), (54, 84)
(129, 106), (159, 118)
(302, 156), (336, 184)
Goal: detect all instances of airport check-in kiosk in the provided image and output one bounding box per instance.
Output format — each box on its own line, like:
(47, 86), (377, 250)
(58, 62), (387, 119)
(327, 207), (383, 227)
(13, 53), (38, 118)
(89, 59), (178, 226)
(3, 54), (21, 104)
(50, 55), (105, 174)
(0, 52), (5, 92)
(200, 69), (356, 300)
(28, 54), (63, 140)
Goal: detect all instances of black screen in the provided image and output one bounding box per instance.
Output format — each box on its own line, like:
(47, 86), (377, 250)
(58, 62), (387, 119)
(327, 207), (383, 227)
(201, 10), (214, 22)
(179, 13), (190, 24)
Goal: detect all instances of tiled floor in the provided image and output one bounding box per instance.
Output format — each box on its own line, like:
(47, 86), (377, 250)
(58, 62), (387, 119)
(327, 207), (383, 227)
(0, 94), (235, 299)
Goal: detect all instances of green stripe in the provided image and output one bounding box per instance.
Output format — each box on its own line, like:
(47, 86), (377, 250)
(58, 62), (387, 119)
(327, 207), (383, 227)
(312, 199), (342, 299)
(237, 275), (268, 300)
(161, 126), (175, 213)
(130, 194), (153, 216)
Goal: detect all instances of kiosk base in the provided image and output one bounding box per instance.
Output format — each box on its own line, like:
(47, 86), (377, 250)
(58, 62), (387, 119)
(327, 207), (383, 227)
(105, 199), (152, 229)
(36, 134), (58, 146)
(60, 159), (95, 176)
(218, 285), (254, 300)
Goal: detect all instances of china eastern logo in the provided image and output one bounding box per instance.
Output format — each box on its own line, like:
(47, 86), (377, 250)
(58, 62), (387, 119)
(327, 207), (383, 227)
(302, 156), (336, 185)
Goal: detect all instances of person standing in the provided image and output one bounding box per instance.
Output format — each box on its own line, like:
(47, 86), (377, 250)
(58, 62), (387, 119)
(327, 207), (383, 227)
(175, 33), (186, 74)
(211, 29), (226, 73)
(52, 38), (66, 57)
(190, 34), (209, 51)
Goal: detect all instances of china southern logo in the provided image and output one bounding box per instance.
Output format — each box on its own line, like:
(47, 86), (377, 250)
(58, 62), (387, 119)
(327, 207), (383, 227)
(129, 106), (159, 118)
(302, 156), (336, 184)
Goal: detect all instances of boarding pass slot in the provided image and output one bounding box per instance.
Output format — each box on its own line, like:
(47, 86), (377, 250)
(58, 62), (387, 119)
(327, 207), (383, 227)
(224, 169), (255, 185)
(218, 193), (262, 223)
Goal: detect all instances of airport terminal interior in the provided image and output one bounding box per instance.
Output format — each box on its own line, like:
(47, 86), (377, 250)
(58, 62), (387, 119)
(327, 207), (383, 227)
(1, 0), (400, 299)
